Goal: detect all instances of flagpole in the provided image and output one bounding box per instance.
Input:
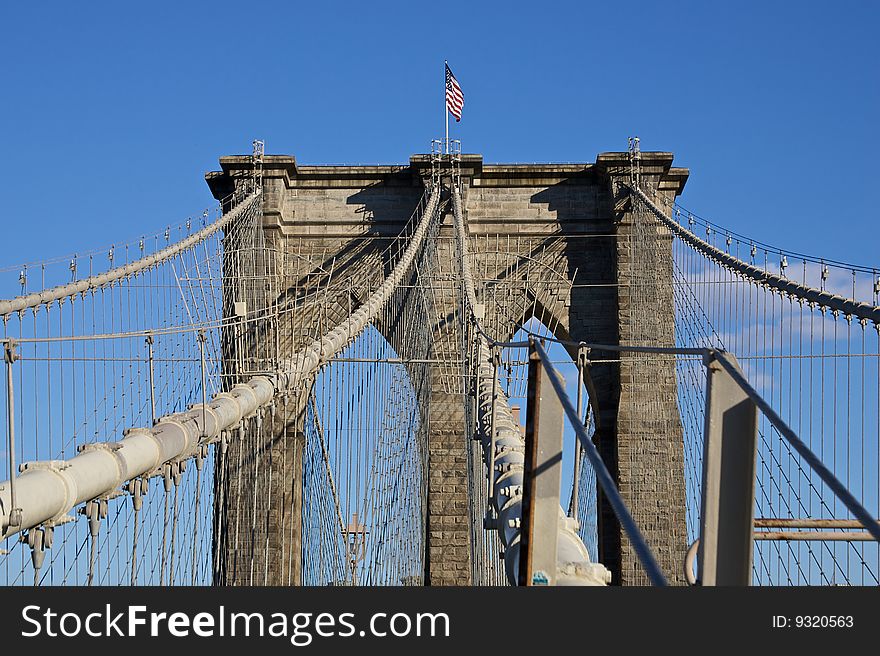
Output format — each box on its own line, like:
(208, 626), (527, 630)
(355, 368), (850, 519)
(444, 60), (449, 154)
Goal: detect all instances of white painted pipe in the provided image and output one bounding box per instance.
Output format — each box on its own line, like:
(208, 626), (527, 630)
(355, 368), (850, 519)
(0, 376), (273, 539)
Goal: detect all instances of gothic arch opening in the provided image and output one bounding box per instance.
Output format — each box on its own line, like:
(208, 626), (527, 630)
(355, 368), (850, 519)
(499, 316), (599, 564)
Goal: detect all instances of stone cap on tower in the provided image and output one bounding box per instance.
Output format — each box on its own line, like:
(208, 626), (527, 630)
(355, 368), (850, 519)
(206, 155), (297, 199)
(205, 151), (688, 198)
(595, 151), (689, 195)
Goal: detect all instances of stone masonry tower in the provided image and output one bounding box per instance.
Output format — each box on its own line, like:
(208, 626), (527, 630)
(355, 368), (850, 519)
(206, 151), (689, 586)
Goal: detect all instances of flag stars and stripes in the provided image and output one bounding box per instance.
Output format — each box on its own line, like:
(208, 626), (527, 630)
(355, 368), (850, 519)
(445, 63), (464, 122)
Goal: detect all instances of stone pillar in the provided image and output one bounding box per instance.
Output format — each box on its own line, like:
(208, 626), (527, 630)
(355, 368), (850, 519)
(424, 199), (473, 586)
(426, 385), (472, 585)
(213, 393), (306, 586)
(601, 154), (688, 585)
(210, 161), (305, 586)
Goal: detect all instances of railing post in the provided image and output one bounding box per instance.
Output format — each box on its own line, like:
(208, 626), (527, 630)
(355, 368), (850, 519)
(698, 351), (759, 586)
(4, 340), (21, 531)
(570, 346), (587, 518)
(487, 345), (500, 501)
(145, 334), (156, 425)
(519, 338), (564, 586)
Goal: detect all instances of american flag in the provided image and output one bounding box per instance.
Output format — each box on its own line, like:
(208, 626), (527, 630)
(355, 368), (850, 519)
(445, 63), (464, 122)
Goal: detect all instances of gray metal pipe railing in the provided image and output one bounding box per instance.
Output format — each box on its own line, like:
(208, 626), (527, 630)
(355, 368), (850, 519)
(712, 351), (880, 544)
(492, 331), (880, 581)
(530, 339), (668, 586)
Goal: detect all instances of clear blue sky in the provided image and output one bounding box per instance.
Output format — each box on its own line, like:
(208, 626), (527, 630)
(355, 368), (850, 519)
(0, 1), (877, 269)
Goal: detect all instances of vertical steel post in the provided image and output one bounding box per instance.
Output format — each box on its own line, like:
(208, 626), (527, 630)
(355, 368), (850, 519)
(520, 339), (564, 586)
(698, 351), (759, 586)
(4, 341), (21, 529)
(487, 346), (500, 501)
(444, 60), (449, 154)
(197, 329), (208, 438)
(194, 327), (209, 585)
(570, 346), (586, 518)
(146, 334), (156, 425)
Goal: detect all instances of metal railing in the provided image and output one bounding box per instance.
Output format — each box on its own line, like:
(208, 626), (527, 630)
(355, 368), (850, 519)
(526, 337), (668, 586)
(508, 332), (880, 586)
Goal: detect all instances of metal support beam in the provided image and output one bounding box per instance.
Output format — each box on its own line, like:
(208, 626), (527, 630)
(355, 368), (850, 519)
(754, 532), (877, 541)
(698, 351), (759, 586)
(519, 340), (564, 586)
(146, 335), (156, 425)
(569, 347), (586, 519)
(755, 518), (880, 529)
(4, 341), (21, 531)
